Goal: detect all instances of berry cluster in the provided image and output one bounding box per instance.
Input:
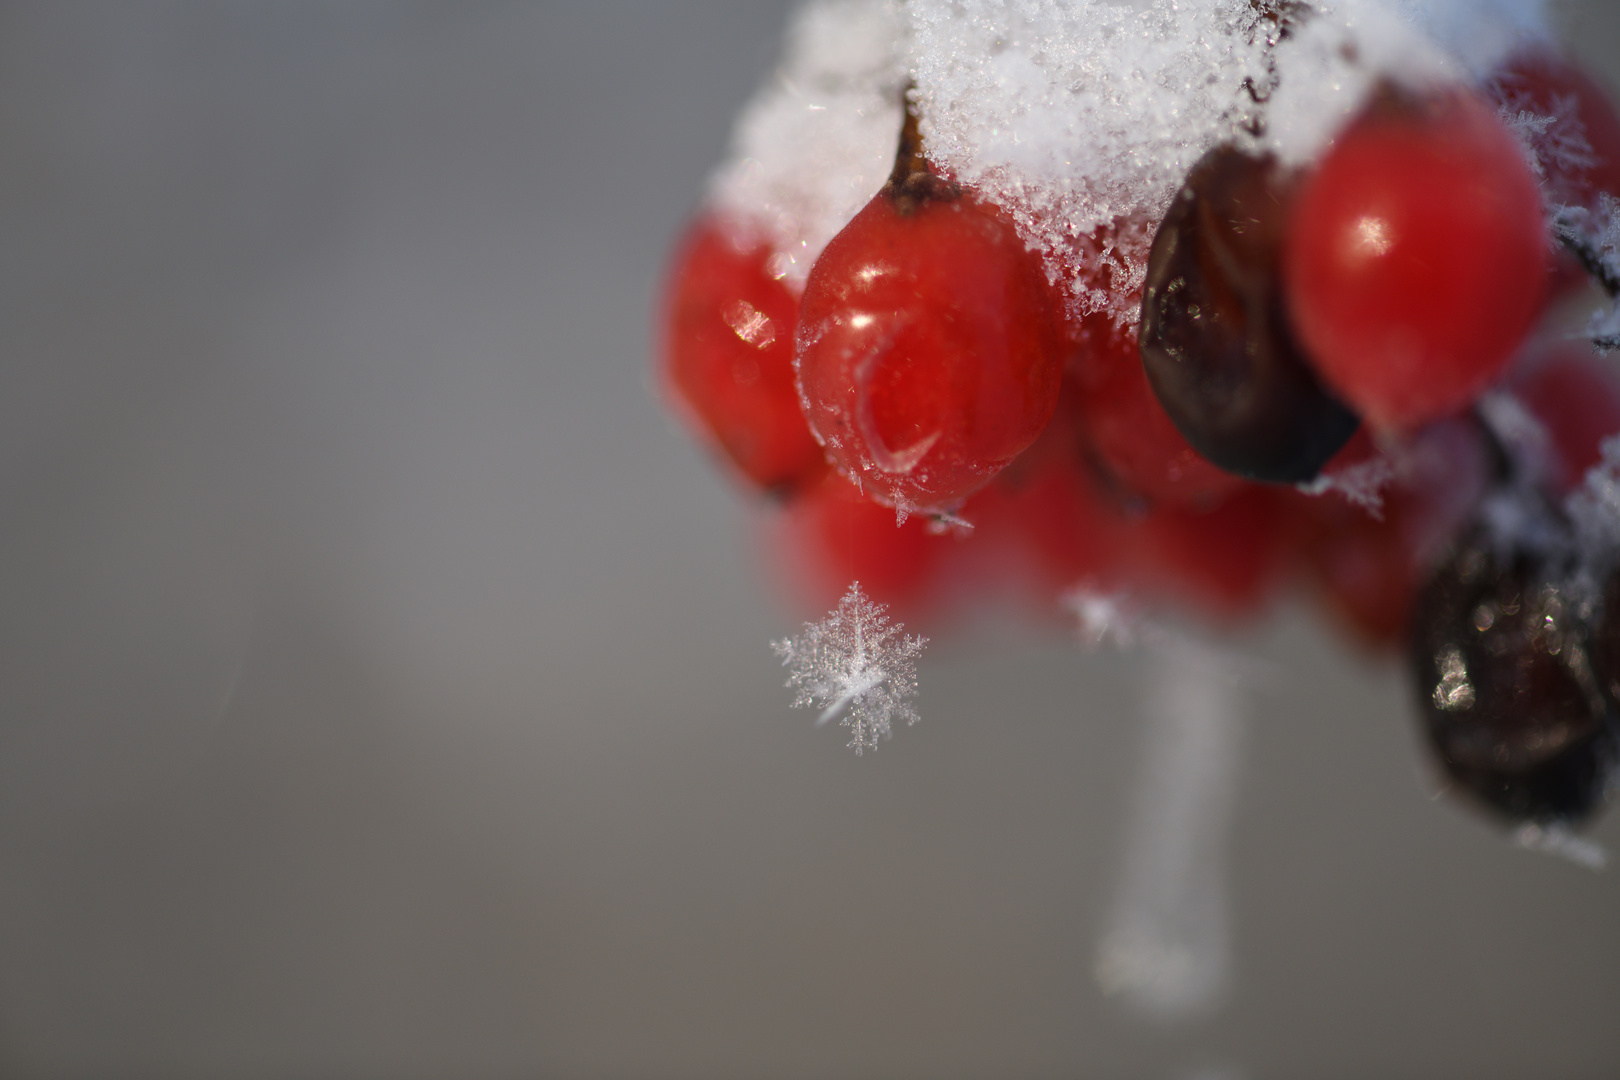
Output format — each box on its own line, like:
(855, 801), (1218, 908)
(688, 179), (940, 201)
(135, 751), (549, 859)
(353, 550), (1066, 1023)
(658, 39), (1620, 830)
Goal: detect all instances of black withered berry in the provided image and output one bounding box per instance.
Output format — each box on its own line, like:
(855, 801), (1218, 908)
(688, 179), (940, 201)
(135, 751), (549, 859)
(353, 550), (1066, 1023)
(1139, 145), (1358, 483)
(1410, 529), (1617, 824)
(1591, 569), (1620, 708)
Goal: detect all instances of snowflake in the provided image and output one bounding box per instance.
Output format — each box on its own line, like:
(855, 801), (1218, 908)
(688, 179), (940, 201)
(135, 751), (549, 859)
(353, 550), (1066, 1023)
(771, 582), (927, 754)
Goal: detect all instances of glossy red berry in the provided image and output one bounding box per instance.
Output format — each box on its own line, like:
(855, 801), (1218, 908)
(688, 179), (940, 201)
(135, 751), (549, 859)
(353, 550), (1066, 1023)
(661, 215), (827, 496)
(1283, 86), (1547, 431)
(969, 387), (1132, 607)
(795, 113), (1065, 514)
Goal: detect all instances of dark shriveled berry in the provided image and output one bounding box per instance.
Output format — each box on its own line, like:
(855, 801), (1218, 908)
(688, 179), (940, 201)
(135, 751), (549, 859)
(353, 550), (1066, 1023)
(1139, 146), (1358, 483)
(1591, 571), (1620, 711)
(1410, 530), (1617, 824)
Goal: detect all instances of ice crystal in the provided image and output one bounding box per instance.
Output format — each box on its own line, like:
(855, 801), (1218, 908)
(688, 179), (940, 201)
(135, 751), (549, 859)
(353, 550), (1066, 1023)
(772, 582), (927, 754)
(1064, 586), (1160, 650)
(1493, 91), (1596, 205)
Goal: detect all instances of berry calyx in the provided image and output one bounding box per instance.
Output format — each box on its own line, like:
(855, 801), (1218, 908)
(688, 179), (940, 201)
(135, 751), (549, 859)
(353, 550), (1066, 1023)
(660, 216), (828, 496)
(1283, 86), (1547, 431)
(1140, 146), (1359, 483)
(795, 105), (1065, 513)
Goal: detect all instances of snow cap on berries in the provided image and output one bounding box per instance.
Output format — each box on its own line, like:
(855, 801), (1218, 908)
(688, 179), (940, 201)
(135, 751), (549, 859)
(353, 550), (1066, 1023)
(712, 0), (1551, 327)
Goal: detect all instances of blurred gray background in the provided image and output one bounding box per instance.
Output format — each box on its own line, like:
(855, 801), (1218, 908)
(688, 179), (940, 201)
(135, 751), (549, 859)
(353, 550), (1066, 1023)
(3, 3), (1620, 1077)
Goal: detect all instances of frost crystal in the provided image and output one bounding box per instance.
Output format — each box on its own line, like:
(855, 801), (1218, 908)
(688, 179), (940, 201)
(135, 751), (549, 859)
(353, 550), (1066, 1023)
(1492, 90), (1595, 206)
(1064, 586), (1160, 650)
(1295, 454), (1398, 518)
(772, 582), (927, 754)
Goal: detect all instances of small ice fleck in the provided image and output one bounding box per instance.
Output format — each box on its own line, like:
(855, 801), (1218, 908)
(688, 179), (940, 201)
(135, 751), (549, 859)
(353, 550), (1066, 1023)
(1063, 586), (1159, 650)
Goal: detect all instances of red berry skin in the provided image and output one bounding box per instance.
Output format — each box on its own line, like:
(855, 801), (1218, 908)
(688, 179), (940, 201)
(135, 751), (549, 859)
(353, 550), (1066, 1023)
(1283, 88), (1547, 431)
(795, 192), (1065, 513)
(1127, 485), (1292, 621)
(1070, 318), (1245, 507)
(970, 386), (1133, 607)
(660, 216), (828, 497)
(1512, 346), (1620, 494)
(767, 471), (952, 624)
(1295, 419), (1489, 649)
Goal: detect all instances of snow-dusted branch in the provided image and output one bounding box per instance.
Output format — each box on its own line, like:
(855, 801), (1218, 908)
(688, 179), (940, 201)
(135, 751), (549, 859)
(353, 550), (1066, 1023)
(1553, 194), (1620, 353)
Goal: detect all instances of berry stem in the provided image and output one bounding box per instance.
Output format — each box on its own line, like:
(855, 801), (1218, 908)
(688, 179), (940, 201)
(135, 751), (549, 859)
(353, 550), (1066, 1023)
(885, 89), (958, 215)
(1556, 218), (1620, 299)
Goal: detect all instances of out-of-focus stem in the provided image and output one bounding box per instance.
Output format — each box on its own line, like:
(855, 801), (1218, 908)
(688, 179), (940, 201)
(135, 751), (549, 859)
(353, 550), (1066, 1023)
(1095, 640), (1246, 1022)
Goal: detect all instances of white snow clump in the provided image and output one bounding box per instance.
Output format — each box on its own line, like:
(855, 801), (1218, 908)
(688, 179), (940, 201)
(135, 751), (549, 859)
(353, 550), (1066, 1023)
(709, 0), (1551, 326)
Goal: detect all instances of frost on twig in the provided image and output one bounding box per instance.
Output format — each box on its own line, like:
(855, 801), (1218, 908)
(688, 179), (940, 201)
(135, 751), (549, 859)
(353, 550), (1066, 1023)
(1553, 194), (1620, 353)
(772, 582), (927, 754)
(1564, 435), (1620, 599)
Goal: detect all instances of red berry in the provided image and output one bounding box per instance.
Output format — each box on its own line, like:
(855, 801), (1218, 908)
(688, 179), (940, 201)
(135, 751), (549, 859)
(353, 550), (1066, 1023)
(1511, 345), (1620, 494)
(1126, 485), (1292, 620)
(1295, 419), (1489, 648)
(1071, 316), (1246, 507)
(768, 471), (953, 623)
(1283, 86), (1547, 431)
(660, 215), (828, 496)
(795, 131), (1064, 513)
(969, 387), (1133, 606)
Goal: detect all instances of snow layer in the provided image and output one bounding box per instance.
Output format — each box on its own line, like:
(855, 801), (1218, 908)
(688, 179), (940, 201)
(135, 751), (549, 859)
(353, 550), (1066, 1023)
(709, 0), (1550, 324)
